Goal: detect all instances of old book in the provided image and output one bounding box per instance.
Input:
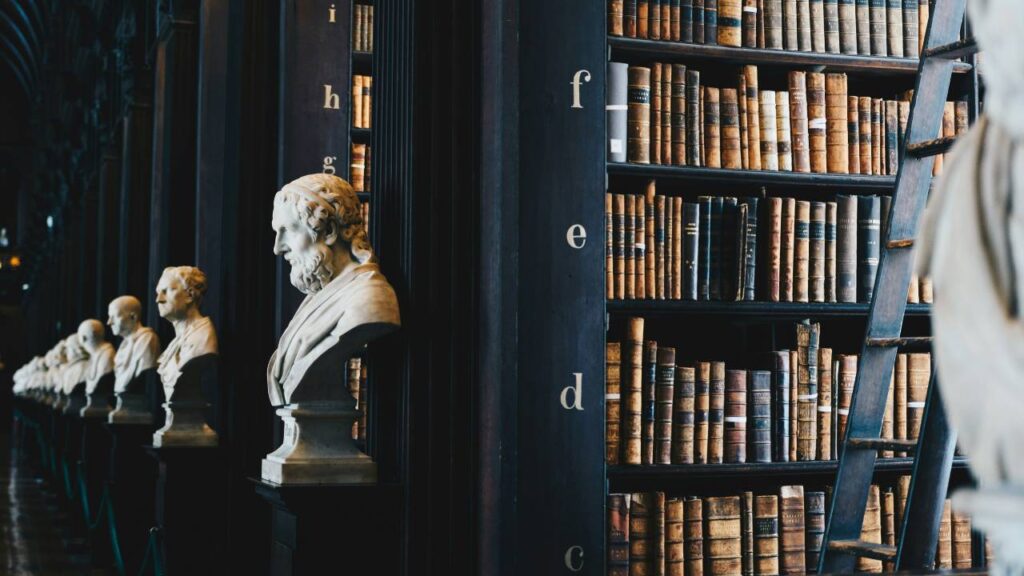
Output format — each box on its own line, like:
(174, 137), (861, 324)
(362, 76), (372, 128)
(627, 0), (639, 36)
(869, 0), (887, 56)
(737, 74), (749, 169)
(794, 201), (810, 302)
(351, 143), (367, 192)
(655, 491), (667, 576)
(881, 489), (896, 571)
(886, 0), (903, 56)
(824, 0), (839, 52)
(907, 352), (929, 441)
(656, 195), (667, 299)
(743, 0), (759, 47)
(672, 65), (688, 165)
(767, 197), (783, 301)
(611, 0), (626, 35)
(903, 0), (918, 56)
(858, 485), (882, 572)
(720, 0), (743, 45)
(765, 0), (783, 48)
(857, 195), (880, 303)
(856, 0), (870, 53)
(797, 0), (812, 50)
(695, 0), (706, 42)
(787, 72), (810, 173)
(706, 0), (720, 44)
(741, 197), (759, 301)
(663, 0), (674, 38)
(936, 499), (952, 569)
(757, 0), (766, 46)
(825, 73), (849, 173)
(825, 201), (837, 302)
(609, 62), (629, 163)
(623, 318), (645, 464)
(631, 492), (652, 575)
(674, 197), (684, 299)
(837, 354), (856, 442)
(687, 70), (702, 166)
(895, 474), (910, 529)
(684, 202), (700, 300)
(725, 369), (748, 463)
(759, 91), (779, 170)
(674, 366), (696, 464)
(627, 195), (636, 299)
(665, 198), (673, 298)
(858, 96), (873, 174)
(872, 98), (883, 175)
(804, 492), (825, 570)
(667, 498), (685, 576)
(894, 353), (908, 456)
(955, 100), (968, 136)
(811, 0), (826, 51)
(920, 276), (933, 303)
(640, 0), (651, 36)
(952, 509), (972, 569)
(699, 196), (713, 299)
(783, 0), (798, 49)
(907, 273), (919, 303)
(681, 0), (694, 41)
(722, 198), (740, 300)
(711, 197), (725, 299)
(838, 0), (856, 53)
(749, 370), (772, 463)
(881, 368), (894, 457)
(637, 195), (648, 298)
(353, 76), (364, 128)
(656, 347), (676, 464)
(608, 194), (615, 299)
(772, 351), (791, 462)
(695, 361), (711, 463)
(628, 67), (652, 164)
(780, 197), (796, 301)
(775, 91), (792, 171)
(917, 0), (927, 53)
(616, 194), (627, 299)
(608, 343), (623, 464)
(789, 350), (798, 462)
(610, 494), (631, 576)
(754, 496), (779, 576)
(817, 348), (833, 459)
(885, 100), (898, 175)
(806, 73), (827, 173)
(796, 321), (820, 461)
(642, 341), (659, 464)
(662, 65), (674, 165)
(847, 96), (860, 174)
(709, 361), (726, 464)
(685, 498), (705, 576)
(652, 63), (663, 165)
(809, 201), (826, 302)
(778, 486), (805, 575)
(744, 66), (762, 170)
(705, 496), (743, 576)
(742, 492), (755, 576)
(722, 89), (743, 169)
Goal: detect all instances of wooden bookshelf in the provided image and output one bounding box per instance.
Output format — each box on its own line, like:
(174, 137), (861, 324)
(607, 301), (932, 318)
(608, 162), (897, 189)
(351, 127), (371, 142)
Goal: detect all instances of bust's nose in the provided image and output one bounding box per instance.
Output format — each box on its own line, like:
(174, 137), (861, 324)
(273, 229), (287, 256)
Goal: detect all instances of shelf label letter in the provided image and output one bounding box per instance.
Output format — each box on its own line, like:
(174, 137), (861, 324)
(323, 85), (341, 110)
(566, 224), (587, 249)
(323, 156), (337, 174)
(564, 546), (584, 572)
(329, 4), (337, 22)
(570, 70), (591, 109)
(560, 373), (584, 411)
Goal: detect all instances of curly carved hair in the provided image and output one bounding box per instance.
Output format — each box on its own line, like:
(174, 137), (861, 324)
(162, 266), (209, 307)
(274, 173), (374, 264)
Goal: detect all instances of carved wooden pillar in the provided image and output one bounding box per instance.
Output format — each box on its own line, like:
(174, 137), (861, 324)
(96, 143), (121, 318)
(118, 101), (153, 305)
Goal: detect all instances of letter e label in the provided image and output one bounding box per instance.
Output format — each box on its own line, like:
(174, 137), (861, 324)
(566, 224), (586, 249)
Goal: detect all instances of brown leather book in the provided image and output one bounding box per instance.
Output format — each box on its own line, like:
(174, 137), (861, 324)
(616, 194), (627, 299)
(639, 0), (651, 37)
(838, 0), (856, 53)
(824, 0), (839, 52)
(607, 193), (615, 299)
(837, 354), (856, 442)
(629, 67), (653, 164)
(685, 497), (705, 576)
(794, 201), (810, 303)
(759, 91), (779, 171)
(804, 491), (825, 570)
(781, 198), (796, 301)
(806, 73), (827, 173)
(825, 201), (837, 302)
(627, 194), (636, 299)
(695, 0), (706, 42)
(955, 100), (968, 136)
(895, 474), (910, 530)
(881, 489), (896, 572)
(673, 66), (688, 166)
(351, 142), (367, 193)
(674, 366), (697, 464)
(666, 197), (675, 298)
(857, 96), (873, 175)
(663, 65), (674, 165)
(667, 498), (686, 576)
(847, 96), (860, 174)
(663, 0), (673, 39)
(696, 361), (711, 464)
(869, 0), (887, 56)
(673, 197), (684, 299)
(817, 348), (832, 460)
(809, 201), (826, 302)
(704, 87), (722, 169)
(687, 70), (702, 166)
(894, 353), (908, 456)
(744, 66), (762, 171)
(739, 74), (749, 169)
(886, 0), (903, 57)
(643, 341), (659, 465)
(656, 491), (667, 576)
(903, 0), (918, 57)
(623, 318), (646, 465)
(608, 343), (623, 464)
(610, 494), (631, 576)
(858, 485), (882, 572)
(856, 0), (870, 53)
(671, 0), (682, 39)
(741, 492), (755, 576)
(743, 0), (759, 47)
(362, 76), (372, 129)
(789, 350), (798, 462)
(811, 0), (825, 51)
(936, 499), (952, 569)
(709, 361), (726, 464)
(917, 0), (927, 53)
(986, 540), (995, 567)
(754, 495), (779, 576)
(884, 100), (898, 175)
(656, 347), (677, 464)
(765, 0), (783, 48)
(721, 88), (743, 169)
(796, 322), (820, 460)
(725, 369), (748, 463)
(631, 492), (653, 576)
(952, 509), (972, 569)
(353, 75), (364, 129)
(797, 0), (812, 50)
(825, 73), (849, 174)
(705, 496), (743, 576)
(776, 91), (792, 171)
(767, 197), (783, 302)
(778, 485), (805, 575)
(626, 0), (638, 36)
(652, 63), (663, 165)
(720, 0), (744, 45)
(611, 0), (626, 35)
(920, 276), (933, 303)
(881, 369), (894, 458)
(637, 194), (648, 298)
(783, 0), (798, 49)
(907, 273), (920, 303)
(656, 195), (667, 300)
(646, 183), (657, 295)
(787, 72), (810, 173)
(907, 352), (930, 441)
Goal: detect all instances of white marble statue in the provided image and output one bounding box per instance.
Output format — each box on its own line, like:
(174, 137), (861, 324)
(61, 335), (90, 395)
(78, 319), (116, 417)
(107, 295), (160, 424)
(262, 173), (400, 484)
(45, 341), (68, 407)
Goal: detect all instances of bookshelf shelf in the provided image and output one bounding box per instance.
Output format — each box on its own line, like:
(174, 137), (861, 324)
(352, 127), (371, 141)
(352, 50), (372, 67)
(607, 301), (932, 318)
(608, 162), (897, 190)
(608, 37), (973, 76)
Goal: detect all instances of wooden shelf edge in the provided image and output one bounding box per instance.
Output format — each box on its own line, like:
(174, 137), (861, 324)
(608, 162), (896, 189)
(606, 301), (932, 318)
(607, 456), (969, 482)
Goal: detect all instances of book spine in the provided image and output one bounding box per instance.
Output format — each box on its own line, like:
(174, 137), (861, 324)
(735, 203), (748, 301)
(825, 201), (837, 302)
(772, 351), (791, 462)
(722, 198), (739, 303)
(695, 361), (711, 463)
(672, 0), (682, 40)
(759, 90), (779, 171)
(743, 0), (759, 47)
(642, 340), (659, 464)
(706, 0), (720, 43)
(858, 96), (873, 174)
(936, 499), (952, 569)
(742, 492), (755, 576)
(811, 0), (825, 52)
(739, 74), (749, 169)
(858, 485), (883, 572)
(754, 496), (780, 576)
(656, 195), (667, 299)
(637, 195), (648, 299)
(608, 494), (631, 576)
(709, 362), (726, 464)
(639, 0), (651, 37)
(651, 63), (663, 165)
(721, 88), (743, 169)
(780, 198), (796, 301)
(700, 196), (713, 299)
(756, 0), (765, 47)
(797, 0), (812, 50)
(667, 498), (686, 576)
(768, 197), (783, 302)
(787, 71), (810, 173)
(353, 76), (364, 128)
(952, 510), (972, 569)
(607, 343), (622, 464)
(673, 366), (696, 464)
(749, 370), (772, 463)
(806, 73), (827, 174)
(838, 0), (856, 53)
(917, 0), (927, 53)
(776, 91), (792, 171)
(607, 193), (615, 299)
(783, 0), (798, 50)
(765, 0), (783, 48)
(856, 0), (870, 54)
(869, 0), (887, 56)
(663, 0), (674, 38)
(881, 489), (896, 571)
(725, 369), (748, 464)
(857, 195), (880, 303)
(824, 0), (839, 52)
(705, 496), (743, 576)
(894, 353), (907, 456)
(804, 491), (826, 570)
(685, 498), (705, 576)
(656, 347), (676, 464)
(623, 318), (645, 464)
(881, 368), (894, 457)
(720, 0), (743, 45)
(794, 201), (810, 303)
(885, 100), (898, 175)
(796, 322), (820, 461)
(907, 352), (930, 441)
(666, 196), (674, 298)
(955, 100), (968, 136)
(609, 63), (629, 163)
(886, 0), (903, 57)
(656, 492), (666, 576)
(687, 70), (702, 166)
(711, 197), (725, 299)
(684, 202), (700, 300)
(837, 354), (856, 442)
(789, 350), (798, 462)
(825, 73), (849, 173)
(682, 0), (694, 42)
(704, 87), (722, 169)
(902, 0), (918, 57)
(817, 348), (833, 459)
(744, 66), (762, 170)
(920, 276), (932, 303)
(809, 201), (826, 302)
(628, 67), (652, 164)
(847, 96), (860, 174)
(615, 194), (626, 299)
(779, 485), (806, 575)
(871, 98), (882, 176)
(742, 198), (759, 301)
(673, 65), (688, 166)
(631, 492), (653, 575)
(695, 0), (706, 42)
(626, 193), (636, 299)
(674, 197), (684, 299)
(662, 65), (674, 165)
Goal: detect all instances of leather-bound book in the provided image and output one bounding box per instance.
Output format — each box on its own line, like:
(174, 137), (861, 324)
(637, 195), (648, 298)
(916, 0), (927, 53)
(858, 485), (882, 572)
(722, 89), (743, 169)
(739, 74), (749, 169)
(788, 72), (810, 173)
(662, 65), (674, 165)
(623, 318), (646, 465)
(986, 540), (995, 567)
(810, 0), (826, 52)
(608, 193), (615, 299)
(608, 343), (623, 464)
(881, 369), (894, 457)
(351, 143), (367, 192)
(806, 73), (827, 173)
(895, 474), (910, 529)
(694, 0), (706, 42)
(684, 202), (701, 300)
(936, 499), (952, 569)
(671, 0), (682, 40)
(894, 353), (907, 456)
(778, 485), (805, 574)
(741, 197), (760, 301)
(609, 62), (629, 163)
(629, 67), (652, 164)
(674, 366), (697, 464)
(902, 0), (918, 57)
(754, 496), (780, 576)
(838, 0), (856, 53)
(610, 494), (631, 576)
(616, 194), (627, 299)
(759, 91), (779, 170)
(631, 492), (653, 576)
(881, 489), (896, 571)
(869, 0), (887, 56)
(772, 351), (791, 462)
(656, 492), (667, 576)
(656, 195), (667, 299)
(776, 91), (793, 171)
(825, 73), (849, 173)
(847, 96), (860, 174)
(699, 196), (713, 299)
(639, 0), (651, 37)
(725, 369), (748, 463)
(804, 491), (826, 569)
(749, 370), (772, 463)
(817, 348), (833, 459)
(705, 496), (743, 576)
(722, 198), (740, 300)
(643, 341), (659, 464)
(809, 201), (826, 302)
(695, 361), (712, 463)
(856, 0), (870, 53)
(720, 0), (743, 45)
(789, 350), (799, 462)
(673, 65), (688, 166)
(767, 197), (783, 302)
(824, 0), (839, 52)
(734, 204), (749, 301)
(627, 194), (636, 299)
(353, 76), (364, 128)
(666, 198), (674, 298)
(756, 0), (766, 47)
(955, 100), (968, 136)
(781, 198), (796, 301)
(711, 197), (725, 299)
(667, 498), (686, 576)
(674, 197), (685, 299)
(663, 0), (674, 38)
(825, 201), (837, 302)
(709, 361), (727, 464)
(682, 0), (694, 42)
(794, 200), (811, 302)
(898, 99), (910, 167)
(836, 195), (857, 302)
(952, 509), (972, 569)
(704, 87), (722, 169)
(706, 0), (720, 43)
(744, 66), (762, 170)
(743, 0), (759, 47)
(836, 354), (856, 442)
(652, 63), (663, 165)
(765, 0), (783, 48)
(857, 195), (880, 303)
(685, 498), (705, 576)
(656, 347), (677, 464)
(871, 99), (883, 175)
(687, 70), (702, 166)
(611, 0), (626, 35)
(796, 321), (820, 461)
(920, 276), (932, 303)
(741, 492), (755, 576)
(886, 0), (903, 56)
(884, 100), (898, 175)
(783, 0), (798, 49)
(858, 97), (873, 174)
(797, 0), (812, 50)
(939, 100), (955, 174)
(907, 352), (930, 441)
(627, 0), (639, 36)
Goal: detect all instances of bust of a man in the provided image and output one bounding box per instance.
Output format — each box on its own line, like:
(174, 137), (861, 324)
(109, 295), (161, 393)
(45, 341), (67, 393)
(61, 334), (91, 394)
(79, 319), (115, 393)
(267, 173), (400, 406)
(155, 266), (218, 399)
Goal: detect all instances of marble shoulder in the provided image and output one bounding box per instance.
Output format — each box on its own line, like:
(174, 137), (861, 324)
(337, 269), (401, 329)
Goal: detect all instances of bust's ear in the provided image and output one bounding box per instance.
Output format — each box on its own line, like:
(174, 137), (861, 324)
(323, 221), (340, 246)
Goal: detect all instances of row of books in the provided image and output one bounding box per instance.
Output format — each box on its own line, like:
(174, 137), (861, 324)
(346, 357), (369, 441)
(353, 4), (374, 53)
(604, 186), (934, 304)
(608, 0), (932, 59)
(353, 75), (373, 129)
(608, 64), (967, 175)
(607, 481), (982, 576)
(352, 143), (372, 193)
(606, 318), (932, 466)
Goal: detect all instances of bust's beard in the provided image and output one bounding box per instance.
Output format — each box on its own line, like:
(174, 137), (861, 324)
(288, 243), (335, 295)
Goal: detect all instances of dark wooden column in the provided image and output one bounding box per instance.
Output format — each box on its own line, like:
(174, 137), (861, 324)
(118, 100), (154, 306)
(95, 142), (121, 318)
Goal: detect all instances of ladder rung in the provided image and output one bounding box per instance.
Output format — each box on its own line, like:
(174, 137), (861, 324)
(829, 540), (899, 561)
(922, 37), (978, 60)
(846, 437), (919, 453)
(887, 238), (914, 249)
(865, 336), (932, 349)
(906, 136), (957, 158)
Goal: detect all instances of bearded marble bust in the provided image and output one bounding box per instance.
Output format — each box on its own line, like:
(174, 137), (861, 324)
(109, 295), (161, 393)
(61, 334), (91, 394)
(155, 266), (218, 399)
(79, 319), (115, 394)
(267, 173), (400, 406)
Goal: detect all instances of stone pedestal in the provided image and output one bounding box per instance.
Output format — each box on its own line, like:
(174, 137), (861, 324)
(261, 402), (375, 485)
(63, 387), (87, 416)
(109, 393), (154, 425)
(253, 481), (400, 576)
(153, 354), (218, 447)
(79, 417), (114, 568)
(105, 423), (158, 576)
(81, 373), (115, 418)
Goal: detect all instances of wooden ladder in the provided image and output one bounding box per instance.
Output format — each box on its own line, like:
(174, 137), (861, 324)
(817, 0), (978, 572)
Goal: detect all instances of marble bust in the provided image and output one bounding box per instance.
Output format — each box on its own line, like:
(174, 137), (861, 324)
(262, 173), (400, 484)
(107, 295), (160, 424)
(78, 319), (116, 417)
(61, 334), (90, 395)
(45, 341), (68, 407)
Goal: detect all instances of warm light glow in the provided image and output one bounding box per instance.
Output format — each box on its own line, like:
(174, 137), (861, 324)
(8, 256), (20, 268)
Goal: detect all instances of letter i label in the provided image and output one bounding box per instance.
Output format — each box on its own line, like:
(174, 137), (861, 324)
(329, 4), (337, 23)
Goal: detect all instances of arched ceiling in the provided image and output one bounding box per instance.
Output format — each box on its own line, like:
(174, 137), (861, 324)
(0, 0), (45, 97)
